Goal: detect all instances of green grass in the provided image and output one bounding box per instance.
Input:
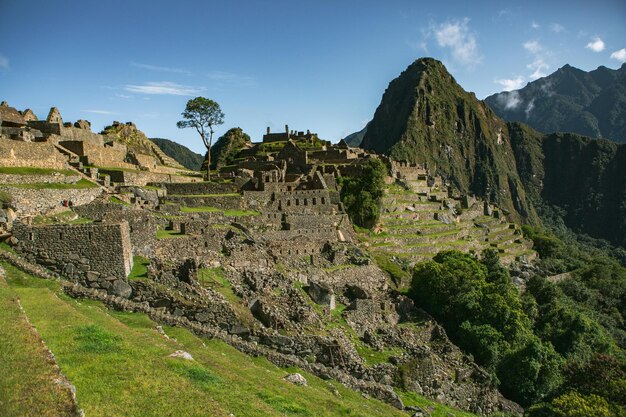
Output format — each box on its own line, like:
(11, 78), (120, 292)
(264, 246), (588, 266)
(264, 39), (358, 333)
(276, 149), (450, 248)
(32, 210), (93, 226)
(3, 179), (98, 189)
(198, 267), (257, 327)
(0, 262), (411, 417)
(128, 256), (150, 280)
(0, 166), (77, 176)
(180, 206), (260, 216)
(109, 196), (130, 205)
(198, 267), (239, 305)
(372, 253), (410, 287)
(0, 241), (16, 254)
(399, 391), (479, 417)
(0, 270), (77, 417)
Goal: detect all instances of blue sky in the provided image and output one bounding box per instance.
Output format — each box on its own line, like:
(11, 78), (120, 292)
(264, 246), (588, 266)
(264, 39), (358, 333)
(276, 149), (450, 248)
(1, 0), (625, 153)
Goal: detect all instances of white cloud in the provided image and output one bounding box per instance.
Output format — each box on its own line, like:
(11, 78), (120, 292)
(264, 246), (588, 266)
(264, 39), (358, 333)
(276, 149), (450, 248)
(527, 58), (550, 80)
(525, 99), (535, 119)
(131, 62), (191, 75)
(124, 81), (204, 96)
(84, 109), (118, 115)
(531, 21), (540, 29)
(496, 91), (522, 110)
(0, 53), (9, 70)
(550, 23), (565, 33)
(495, 76), (525, 91)
(610, 48), (626, 63)
(586, 37), (605, 52)
(433, 18), (481, 66)
(523, 40), (543, 54)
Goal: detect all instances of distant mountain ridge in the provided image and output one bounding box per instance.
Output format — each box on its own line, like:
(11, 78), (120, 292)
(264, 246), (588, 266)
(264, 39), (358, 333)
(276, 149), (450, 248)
(343, 124), (369, 147)
(149, 138), (204, 171)
(485, 63), (626, 143)
(360, 57), (626, 246)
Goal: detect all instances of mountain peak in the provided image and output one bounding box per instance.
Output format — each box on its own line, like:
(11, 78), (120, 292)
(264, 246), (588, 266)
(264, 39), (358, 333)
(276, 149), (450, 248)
(360, 59), (534, 222)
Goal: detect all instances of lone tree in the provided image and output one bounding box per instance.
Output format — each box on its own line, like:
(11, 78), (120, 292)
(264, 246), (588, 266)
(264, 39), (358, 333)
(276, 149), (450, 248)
(177, 97), (224, 181)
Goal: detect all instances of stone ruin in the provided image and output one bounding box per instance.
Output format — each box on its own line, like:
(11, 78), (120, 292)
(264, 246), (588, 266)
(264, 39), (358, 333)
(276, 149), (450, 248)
(0, 116), (530, 416)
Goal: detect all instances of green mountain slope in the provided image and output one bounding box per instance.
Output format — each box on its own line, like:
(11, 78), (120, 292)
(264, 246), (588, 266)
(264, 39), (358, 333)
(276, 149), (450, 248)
(360, 58), (537, 223)
(150, 138), (204, 171)
(509, 124), (626, 247)
(485, 63), (626, 143)
(343, 123), (369, 147)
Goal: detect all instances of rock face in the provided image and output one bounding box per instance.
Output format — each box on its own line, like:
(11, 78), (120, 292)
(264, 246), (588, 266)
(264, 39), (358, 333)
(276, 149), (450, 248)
(486, 63), (626, 143)
(509, 123), (626, 246)
(360, 58), (537, 223)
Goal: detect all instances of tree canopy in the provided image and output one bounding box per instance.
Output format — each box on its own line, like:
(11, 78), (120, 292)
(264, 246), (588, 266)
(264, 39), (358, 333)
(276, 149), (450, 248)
(176, 97), (224, 180)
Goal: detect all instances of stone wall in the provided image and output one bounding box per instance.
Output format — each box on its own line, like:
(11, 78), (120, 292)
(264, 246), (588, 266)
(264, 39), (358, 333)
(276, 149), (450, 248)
(262, 228), (338, 241)
(160, 181), (239, 195)
(0, 172), (81, 185)
(60, 140), (134, 169)
(155, 233), (224, 262)
(28, 120), (62, 136)
(99, 169), (192, 186)
(0, 186), (103, 216)
(271, 190), (337, 213)
(283, 213), (348, 229)
(12, 221), (134, 297)
(59, 127), (104, 144)
(165, 194), (243, 209)
(0, 138), (68, 169)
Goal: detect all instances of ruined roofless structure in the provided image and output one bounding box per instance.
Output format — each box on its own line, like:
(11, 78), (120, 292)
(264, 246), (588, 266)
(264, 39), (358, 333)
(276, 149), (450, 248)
(263, 124), (316, 143)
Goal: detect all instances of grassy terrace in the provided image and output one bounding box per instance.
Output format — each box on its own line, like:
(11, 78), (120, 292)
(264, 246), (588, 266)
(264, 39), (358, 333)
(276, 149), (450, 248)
(2, 179), (98, 189)
(0, 166), (77, 176)
(0, 262), (416, 417)
(0, 270), (76, 417)
(155, 228), (186, 239)
(180, 206), (260, 216)
(128, 256), (150, 280)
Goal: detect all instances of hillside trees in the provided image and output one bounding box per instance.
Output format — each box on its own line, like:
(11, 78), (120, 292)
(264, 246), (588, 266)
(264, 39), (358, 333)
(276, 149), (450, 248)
(409, 243), (626, 412)
(339, 158), (387, 229)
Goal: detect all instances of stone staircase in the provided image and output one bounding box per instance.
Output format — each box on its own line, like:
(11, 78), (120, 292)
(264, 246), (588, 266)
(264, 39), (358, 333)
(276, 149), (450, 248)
(53, 143), (115, 192)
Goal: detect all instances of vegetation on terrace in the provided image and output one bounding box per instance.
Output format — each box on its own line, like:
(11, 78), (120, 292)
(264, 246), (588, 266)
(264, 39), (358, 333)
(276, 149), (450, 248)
(0, 261), (417, 417)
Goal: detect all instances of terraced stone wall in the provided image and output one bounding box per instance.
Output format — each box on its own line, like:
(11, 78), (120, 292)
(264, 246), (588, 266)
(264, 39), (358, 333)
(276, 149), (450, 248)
(12, 221), (134, 296)
(0, 138), (67, 169)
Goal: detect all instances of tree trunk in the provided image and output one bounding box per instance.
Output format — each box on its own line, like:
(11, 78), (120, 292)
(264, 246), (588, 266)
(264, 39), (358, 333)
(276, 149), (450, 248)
(206, 130), (213, 182)
(206, 145), (211, 182)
